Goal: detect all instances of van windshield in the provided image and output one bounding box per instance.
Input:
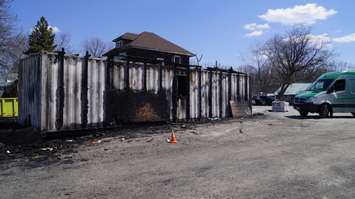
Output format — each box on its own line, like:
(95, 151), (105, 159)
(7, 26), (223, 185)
(307, 79), (334, 92)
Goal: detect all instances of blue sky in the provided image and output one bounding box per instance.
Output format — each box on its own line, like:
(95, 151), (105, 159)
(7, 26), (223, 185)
(10, 0), (355, 67)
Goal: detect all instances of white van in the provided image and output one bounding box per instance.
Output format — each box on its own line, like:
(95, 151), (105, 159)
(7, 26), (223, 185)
(294, 71), (355, 117)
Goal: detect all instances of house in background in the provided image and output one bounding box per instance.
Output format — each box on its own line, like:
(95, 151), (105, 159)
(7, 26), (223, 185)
(104, 32), (197, 106)
(275, 83), (312, 104)
(104, 32), (194, 65)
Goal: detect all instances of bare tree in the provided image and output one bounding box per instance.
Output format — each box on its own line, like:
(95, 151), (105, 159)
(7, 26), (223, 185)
(81, 38), (112, 57)
(261, 27), (333, 98)
(0, 0), (28, 79)
(55, 32), (73, 53)
(195, 54), (203, 66)
(251, 49), (276, 94)
(0, 0), (15, 71)
(329, 61), (355, 72)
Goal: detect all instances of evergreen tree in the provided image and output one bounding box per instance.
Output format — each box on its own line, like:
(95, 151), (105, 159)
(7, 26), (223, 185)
(26, 16), (56, 54)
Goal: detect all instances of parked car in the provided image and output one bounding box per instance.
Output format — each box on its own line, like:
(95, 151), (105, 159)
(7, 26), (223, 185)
(294, 71), (355, 117)
(274, 83), (311, 105)
(252, 95), (276, 106)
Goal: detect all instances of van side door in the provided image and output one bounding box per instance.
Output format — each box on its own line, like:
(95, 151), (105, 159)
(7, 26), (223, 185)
(348, 79), (355, 113)
(329, 79), (348, 113)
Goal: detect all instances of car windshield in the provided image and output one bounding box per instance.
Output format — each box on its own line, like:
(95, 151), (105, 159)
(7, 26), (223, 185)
(307, 79), (334, 92)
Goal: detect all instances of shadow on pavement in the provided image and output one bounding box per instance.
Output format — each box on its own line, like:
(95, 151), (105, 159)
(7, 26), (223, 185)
(286, 115), (354, 120)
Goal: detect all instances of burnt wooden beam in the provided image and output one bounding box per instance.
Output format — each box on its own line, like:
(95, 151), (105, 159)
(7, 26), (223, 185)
(244, 74), (248, 101)
(237, 73), (240, 102)
(228, 68), (232, 101)
(186, 65), (190, 121)
(109, 60), (114, 90)
(158, 62), (163, 93)
(219, 70), (223, 118)
(248, 75), (252, 112)
(124, 59), (130, 91)
(81, 51), (90, 128)
(197, 67), (202, 120)
(172, 64), (177, 122)
(0, 100), (2, 119)
(143, 62), (147, 91)
(104, 55), (113, 126)
(55, 48), (65, 130)
(208, 71), (213, 118)
(228, 67), (232, 117)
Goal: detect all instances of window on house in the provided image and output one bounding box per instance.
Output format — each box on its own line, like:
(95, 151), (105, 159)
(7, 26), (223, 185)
(157, 58), (165, 64)
(333, 79), (346, 92)
(173, 55), (181, 64)
(116, 41), (121, 48)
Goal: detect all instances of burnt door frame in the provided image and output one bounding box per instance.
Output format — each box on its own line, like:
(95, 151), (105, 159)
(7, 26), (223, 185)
(173, 65), (190, 121)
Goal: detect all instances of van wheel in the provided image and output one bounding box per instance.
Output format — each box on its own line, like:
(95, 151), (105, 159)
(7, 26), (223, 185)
(319, 104), (330, 118)
(352, 113), (355, 117)
(299, 110), (308, 117)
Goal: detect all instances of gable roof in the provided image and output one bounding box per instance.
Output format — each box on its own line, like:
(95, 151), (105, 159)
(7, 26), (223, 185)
(108, 32), (194, 57)
(113, 32), (138, 42)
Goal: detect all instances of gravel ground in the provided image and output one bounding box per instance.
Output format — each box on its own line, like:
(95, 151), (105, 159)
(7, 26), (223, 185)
(1, 106), (355, 199)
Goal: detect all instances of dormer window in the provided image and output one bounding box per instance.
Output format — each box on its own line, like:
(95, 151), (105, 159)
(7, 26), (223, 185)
(116, 41), (122, 48)
(173, 55), (181, 64)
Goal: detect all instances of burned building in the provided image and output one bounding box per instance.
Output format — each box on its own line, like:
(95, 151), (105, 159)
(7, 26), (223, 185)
(18, 32), (251, 132)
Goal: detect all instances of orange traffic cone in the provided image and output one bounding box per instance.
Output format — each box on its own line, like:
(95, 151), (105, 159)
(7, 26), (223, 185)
(169, 131), (177, 144)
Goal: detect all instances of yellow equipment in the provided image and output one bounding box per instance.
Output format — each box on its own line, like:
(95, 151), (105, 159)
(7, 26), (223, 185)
(0, 98), (18, 117)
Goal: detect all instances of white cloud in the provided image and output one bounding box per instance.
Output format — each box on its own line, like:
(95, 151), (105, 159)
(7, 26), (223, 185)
(49, 25), (60, 33)
(244, 23), (270, 37)
(333, 33), (355, 44)
(246, 30), (264, 37)
(308, 33), (332, 47)
(244, 23), (270, 31)
(259, 3), (337, 25)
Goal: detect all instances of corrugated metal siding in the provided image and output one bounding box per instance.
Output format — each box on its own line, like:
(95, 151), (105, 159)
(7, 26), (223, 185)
(189, 69), (198, 119)
(19, 53), (106, 131)
(63, 56), (82, 128)
(201, 71), (210, 118)
(162, 67), (173, 121)
(19, 54), (42, 128)
(111, 62), (174, 120)
(42, 54), (58, 130)
(87, 59), (105, 127)
(187, 70), (249, 120)
(19, 53), (250, 132)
